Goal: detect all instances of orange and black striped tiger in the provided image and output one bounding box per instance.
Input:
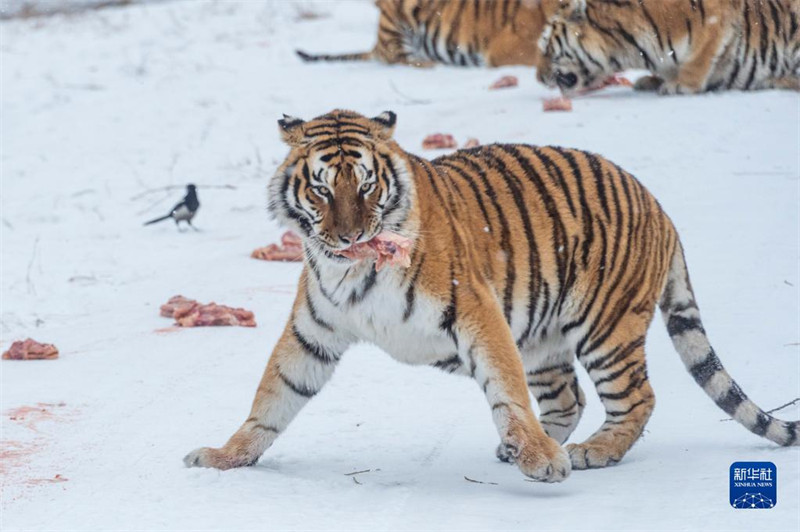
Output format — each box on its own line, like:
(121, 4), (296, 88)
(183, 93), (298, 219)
(184, 109), (798, 482)
(296, 0), (545, 67)
(537, 0), (800, 94)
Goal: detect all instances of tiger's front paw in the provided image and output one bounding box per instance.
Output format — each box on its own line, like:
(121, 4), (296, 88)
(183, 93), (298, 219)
(183, 446), (257, 470)
(496, 442), (515, 463)
(503, 434), (571, 483)
(633, 75), (664, 92)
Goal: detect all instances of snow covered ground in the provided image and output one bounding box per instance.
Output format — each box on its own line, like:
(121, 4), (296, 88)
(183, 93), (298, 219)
(1, 1), (798, 530)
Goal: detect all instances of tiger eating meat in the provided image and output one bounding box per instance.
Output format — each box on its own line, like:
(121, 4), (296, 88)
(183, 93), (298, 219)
(536, 0), (800, 95)
(184, 109), (799, 482)
(335, 231), (413, 271)
(295, 0), (546, 68)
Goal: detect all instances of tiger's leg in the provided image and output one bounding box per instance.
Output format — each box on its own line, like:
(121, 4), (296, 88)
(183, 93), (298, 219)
(461, 292), (571, 482)
(184, 281), (349, 469)
(527, 357), (586, 444)
(568, 321), (655, 469)
(659, 32), (730, 95)
(496, 354), (585, 463)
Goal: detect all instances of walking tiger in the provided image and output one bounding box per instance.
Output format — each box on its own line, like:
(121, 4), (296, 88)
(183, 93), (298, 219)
(184, 110), (798, 482)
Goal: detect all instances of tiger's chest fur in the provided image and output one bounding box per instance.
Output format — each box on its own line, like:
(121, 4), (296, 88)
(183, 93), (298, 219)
(305, 258), (460, 368)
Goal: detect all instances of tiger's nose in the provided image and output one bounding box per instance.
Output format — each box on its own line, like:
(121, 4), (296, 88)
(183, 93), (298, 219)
(339, 231), (363, 245)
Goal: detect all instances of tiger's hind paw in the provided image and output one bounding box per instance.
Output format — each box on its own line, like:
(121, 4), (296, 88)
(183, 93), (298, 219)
(566, 442), (623, 470)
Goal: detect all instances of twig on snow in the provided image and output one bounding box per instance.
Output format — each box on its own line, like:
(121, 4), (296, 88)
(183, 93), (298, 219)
(464, 476), (497, 485)
(720, 397), (800, 422)
(344, 469), (372, 476)
(352, 476), (362, 485)
(294, 2), (330, 21)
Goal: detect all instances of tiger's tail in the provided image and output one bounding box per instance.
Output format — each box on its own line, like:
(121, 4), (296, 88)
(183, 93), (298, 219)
(295, 49), (374, 63)
(659, 242), (798, 446)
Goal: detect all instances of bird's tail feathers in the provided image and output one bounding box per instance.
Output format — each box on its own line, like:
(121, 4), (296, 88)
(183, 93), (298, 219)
(144, 214), (171, 226)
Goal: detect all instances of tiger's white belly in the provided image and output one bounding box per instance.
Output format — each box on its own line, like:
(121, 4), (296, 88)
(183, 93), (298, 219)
(309, 261), (457, 366)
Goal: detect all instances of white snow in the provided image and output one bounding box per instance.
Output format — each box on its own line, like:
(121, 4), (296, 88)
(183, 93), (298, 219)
(1, 1), (798, 530)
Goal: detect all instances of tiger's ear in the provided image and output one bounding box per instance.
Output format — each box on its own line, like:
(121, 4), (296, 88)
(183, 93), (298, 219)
(368, 111), (397, 140)
(278, 114), (307, 146)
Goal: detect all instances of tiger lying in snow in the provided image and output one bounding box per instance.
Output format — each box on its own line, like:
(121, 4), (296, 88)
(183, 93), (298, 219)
(296, 0), (545, 67)
(184, 110), (798, 482)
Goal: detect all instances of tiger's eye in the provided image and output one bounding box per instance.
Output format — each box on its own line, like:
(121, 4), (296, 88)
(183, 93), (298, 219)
(312, 186), (330, 198)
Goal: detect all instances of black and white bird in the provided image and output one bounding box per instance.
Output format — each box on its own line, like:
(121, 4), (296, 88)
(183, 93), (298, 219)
(144, 184), (200, 230)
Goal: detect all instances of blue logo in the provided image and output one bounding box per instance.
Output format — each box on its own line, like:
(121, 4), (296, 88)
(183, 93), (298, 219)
(730, 462), (777, 509)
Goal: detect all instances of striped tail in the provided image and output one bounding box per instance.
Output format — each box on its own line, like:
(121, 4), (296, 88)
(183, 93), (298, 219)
(659, 243), (798, 446)
(295, 49), (373, 63)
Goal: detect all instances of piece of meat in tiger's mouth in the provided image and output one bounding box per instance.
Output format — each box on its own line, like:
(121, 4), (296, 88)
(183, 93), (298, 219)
(333, 231), (413, 271)
(333, 240), (373, 261)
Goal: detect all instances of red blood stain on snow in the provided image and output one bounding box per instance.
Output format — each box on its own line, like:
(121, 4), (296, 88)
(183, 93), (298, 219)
(2, 403), (76, 502)
(0, 440), (39, 477)
(5, 402), (68, 432)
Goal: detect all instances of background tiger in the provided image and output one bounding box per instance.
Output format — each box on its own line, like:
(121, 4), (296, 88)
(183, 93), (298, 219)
(184, 109), (799, 482)
(296, 0), (545, 67)
(537, 0), (800, 94)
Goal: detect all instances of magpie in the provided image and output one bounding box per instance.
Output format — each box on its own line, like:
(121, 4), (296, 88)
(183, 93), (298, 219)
(144, 184), (200, 230)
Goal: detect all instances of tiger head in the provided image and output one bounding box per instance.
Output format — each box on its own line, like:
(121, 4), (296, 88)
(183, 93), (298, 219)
(536, 0), (615, 94)
(268, 109), (414, 257)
